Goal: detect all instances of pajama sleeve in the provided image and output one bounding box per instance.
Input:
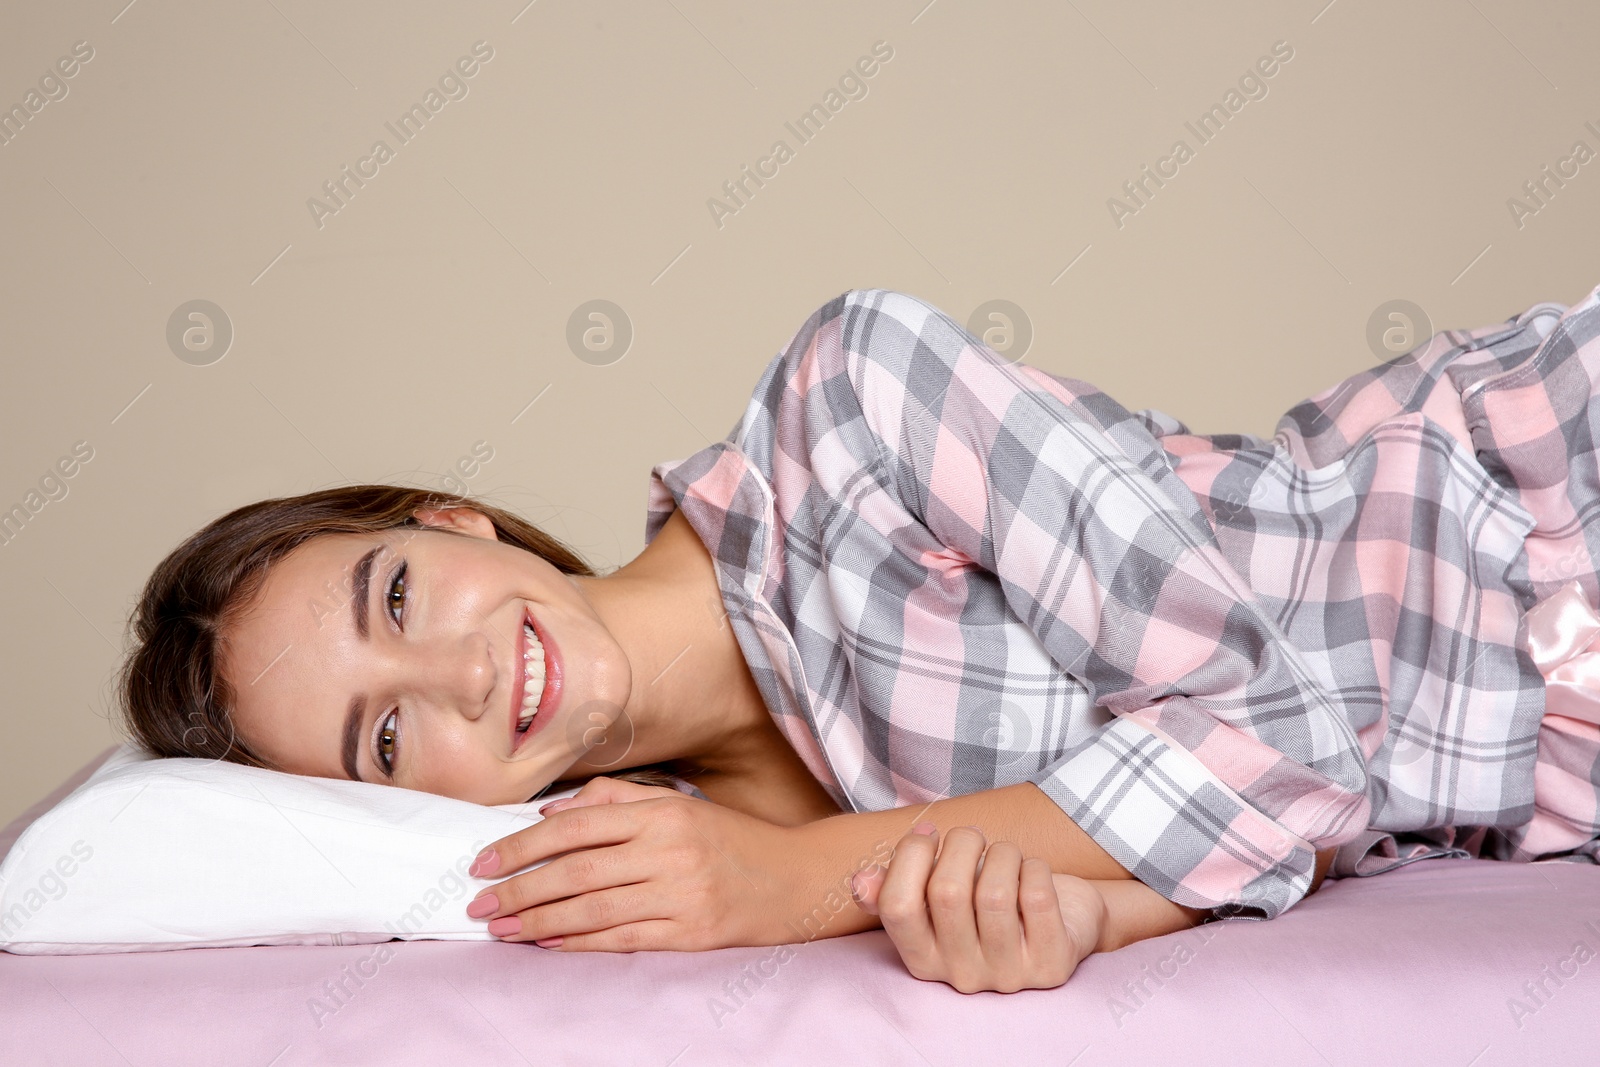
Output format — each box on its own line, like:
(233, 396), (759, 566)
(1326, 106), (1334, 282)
(833, 289), (1372, 920)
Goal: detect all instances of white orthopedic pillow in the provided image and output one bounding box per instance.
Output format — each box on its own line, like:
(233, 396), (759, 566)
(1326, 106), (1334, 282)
(0, 742), (584, 955)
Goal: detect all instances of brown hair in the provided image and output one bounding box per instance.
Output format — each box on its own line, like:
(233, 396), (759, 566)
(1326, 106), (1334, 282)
(115, 484), (688, 794)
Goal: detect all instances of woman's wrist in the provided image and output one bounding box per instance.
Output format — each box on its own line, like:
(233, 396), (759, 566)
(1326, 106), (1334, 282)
(777, 812), (898, 944)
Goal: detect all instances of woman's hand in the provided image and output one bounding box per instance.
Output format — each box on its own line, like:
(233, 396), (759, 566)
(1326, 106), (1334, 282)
(464, 776), (805, 952)
(850, 821), (1106, 994)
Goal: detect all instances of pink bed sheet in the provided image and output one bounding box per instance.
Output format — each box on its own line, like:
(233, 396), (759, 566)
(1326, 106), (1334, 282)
(4, 748), (1597, 1066)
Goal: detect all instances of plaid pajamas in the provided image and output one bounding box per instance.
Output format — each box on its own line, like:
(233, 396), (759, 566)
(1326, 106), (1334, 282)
(645, 285), (1600, 920)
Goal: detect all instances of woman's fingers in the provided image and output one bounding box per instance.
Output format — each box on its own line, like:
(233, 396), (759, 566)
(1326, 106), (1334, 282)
(873, 821), (940, 965)
(856, 822), (1103, 993)
(473, 777), (675, 876)
(471, 842), (652, 925)
(479, 881), (656, 944)
(971, 839), (1025, 971)
(1017, 858), (1070, 968)
(472, 791), (643, 880)
(850, 862), (886, 915)
(923, 826), (988, 967)
(536, 776), (684, 817)
(525, 917), (680, 954)
(465, 784), (813, 955)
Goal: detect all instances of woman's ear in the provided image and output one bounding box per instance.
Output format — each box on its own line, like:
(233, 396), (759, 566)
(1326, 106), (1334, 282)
(411, 505), (498, 540)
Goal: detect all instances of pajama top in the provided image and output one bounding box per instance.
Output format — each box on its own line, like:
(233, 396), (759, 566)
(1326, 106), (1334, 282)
(643, 286), (1600, 921)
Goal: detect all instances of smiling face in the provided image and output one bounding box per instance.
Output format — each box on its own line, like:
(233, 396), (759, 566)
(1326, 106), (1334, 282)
(217, 507), (633, 805)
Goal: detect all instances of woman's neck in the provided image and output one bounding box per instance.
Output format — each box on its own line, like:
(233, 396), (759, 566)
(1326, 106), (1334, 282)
(563, 507), (841, 825)
(565, 507), (777, 776)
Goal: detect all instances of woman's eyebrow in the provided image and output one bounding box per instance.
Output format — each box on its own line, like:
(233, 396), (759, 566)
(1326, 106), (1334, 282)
(350, 545), (381, 640)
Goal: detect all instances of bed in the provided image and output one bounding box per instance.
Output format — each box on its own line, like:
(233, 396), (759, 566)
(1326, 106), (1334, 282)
(2, 746), (1595, 1066)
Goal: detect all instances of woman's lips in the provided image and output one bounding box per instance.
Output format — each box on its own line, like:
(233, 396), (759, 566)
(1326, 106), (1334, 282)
(511, 607), (562, 755)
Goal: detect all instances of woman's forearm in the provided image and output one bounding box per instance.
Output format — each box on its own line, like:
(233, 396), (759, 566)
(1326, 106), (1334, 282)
(784, 780), (1337, 949)
(1083, 878), (1206, 952)
(786, 781), (1135, 942)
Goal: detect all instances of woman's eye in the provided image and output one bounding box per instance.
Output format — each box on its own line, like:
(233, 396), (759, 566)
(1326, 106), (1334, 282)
(387, 561), (408, 626)
(377, 709), (399, 777)
(375, 560), (406, 778)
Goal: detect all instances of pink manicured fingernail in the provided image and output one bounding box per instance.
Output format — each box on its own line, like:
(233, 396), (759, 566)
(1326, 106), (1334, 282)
(466, 894), (498, 919)
(535, 937), (564, 949)
(488, 916), (521, 937)
(538, 799), (568, 815)
(912, 821), (937, 835)
(469, 849), (500, 877)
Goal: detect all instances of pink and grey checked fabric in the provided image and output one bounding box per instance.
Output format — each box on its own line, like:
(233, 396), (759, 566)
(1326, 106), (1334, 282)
(644, 285), (1600, 921)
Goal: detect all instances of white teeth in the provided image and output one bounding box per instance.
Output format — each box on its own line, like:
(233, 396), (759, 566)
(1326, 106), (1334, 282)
(518, 622), (545, 729)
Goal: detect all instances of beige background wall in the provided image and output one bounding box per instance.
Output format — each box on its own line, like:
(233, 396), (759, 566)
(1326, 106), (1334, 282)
(2, 0), (1597, 827)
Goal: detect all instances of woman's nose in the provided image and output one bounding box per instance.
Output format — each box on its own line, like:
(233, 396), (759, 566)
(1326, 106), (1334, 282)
(405, 631), (495, 721)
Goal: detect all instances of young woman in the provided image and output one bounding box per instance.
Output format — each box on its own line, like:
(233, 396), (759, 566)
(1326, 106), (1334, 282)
(117, 286), (1600, 994)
